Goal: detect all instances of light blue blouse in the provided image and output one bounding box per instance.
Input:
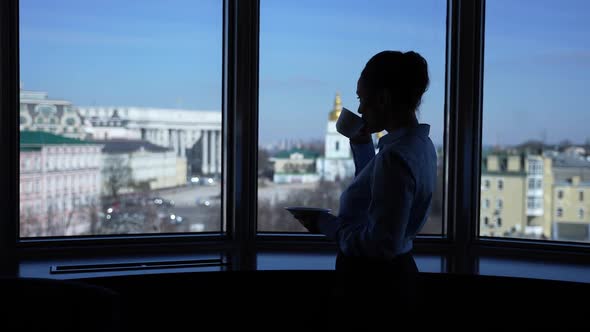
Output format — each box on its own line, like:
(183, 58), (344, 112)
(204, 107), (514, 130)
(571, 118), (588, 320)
(317, 124), (437, 260)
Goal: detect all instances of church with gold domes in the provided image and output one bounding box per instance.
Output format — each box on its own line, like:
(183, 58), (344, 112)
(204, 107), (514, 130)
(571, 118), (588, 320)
(272, 92), (383, 184)
(315, 93), (356, 182)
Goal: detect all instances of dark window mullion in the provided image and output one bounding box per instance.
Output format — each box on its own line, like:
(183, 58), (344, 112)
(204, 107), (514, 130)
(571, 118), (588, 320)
(0, 0), (19, 277)
(446, 0), (485, 274)
(225, 0), (259, 271)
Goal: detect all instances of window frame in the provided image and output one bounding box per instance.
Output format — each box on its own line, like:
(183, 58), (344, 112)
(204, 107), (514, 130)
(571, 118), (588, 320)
(2, 0), (590, 278)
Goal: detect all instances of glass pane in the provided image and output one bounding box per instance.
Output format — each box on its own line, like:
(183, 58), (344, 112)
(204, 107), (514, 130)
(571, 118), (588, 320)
(258, 0), (446, 233)
(257, 252), (445, 272)
(19, 0), (222, 237)
(479, 256), (590, 283)
(480, 0), (590, 242)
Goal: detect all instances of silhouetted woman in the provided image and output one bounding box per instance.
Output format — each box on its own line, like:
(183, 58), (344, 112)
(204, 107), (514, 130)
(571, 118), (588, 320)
(295, 50), (436, 323)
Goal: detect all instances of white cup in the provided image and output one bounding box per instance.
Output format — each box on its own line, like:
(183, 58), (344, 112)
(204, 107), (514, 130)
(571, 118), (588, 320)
(336, 107), (365, 138)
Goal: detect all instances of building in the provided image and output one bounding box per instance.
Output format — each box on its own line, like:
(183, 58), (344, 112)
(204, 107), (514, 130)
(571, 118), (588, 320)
(480, 152), (528, 237)
(316, 93), (355, 182)
(77, 106), (221, 176)
(480, 152), (555, 239)
(97, 139), (187, 196)
(523, 154), (553, 238)
(19, 131), (102, 237)
(551, 155), (590, 241)
(551, 153), (590, 182)
(270, 149), (320, 184)
(481, 150), (590, 241)
(19, 88), (86, 139)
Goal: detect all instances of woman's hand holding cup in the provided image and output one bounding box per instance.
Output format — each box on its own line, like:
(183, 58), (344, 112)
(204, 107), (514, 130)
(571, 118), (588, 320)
(336, 107), (371, 144)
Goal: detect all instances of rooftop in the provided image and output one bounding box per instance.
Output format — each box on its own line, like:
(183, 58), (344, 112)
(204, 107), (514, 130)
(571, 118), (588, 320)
(552, 155), (590, 168)
(272, 148), (320, 159)
(20, 130), (93, 148)
(93, 139), (172, 154)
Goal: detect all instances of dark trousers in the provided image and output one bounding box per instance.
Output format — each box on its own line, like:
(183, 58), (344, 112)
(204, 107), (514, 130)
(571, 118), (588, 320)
(316, 252), (420, 329)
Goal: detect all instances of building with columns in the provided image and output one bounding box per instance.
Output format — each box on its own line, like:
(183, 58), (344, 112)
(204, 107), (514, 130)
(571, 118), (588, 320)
(316, 93), (355, 182)
(78, 106), (222, 176)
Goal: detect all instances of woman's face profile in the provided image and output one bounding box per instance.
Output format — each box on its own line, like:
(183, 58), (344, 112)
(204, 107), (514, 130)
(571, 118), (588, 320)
(356, 77), (386, 134)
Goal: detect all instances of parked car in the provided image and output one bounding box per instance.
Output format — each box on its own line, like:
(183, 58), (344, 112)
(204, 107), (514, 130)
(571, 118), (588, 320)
(152, 197), (175, 208)
(167, 213), (184, 224)
(192, 176), (217, 185)
(196, 198), (211, 207)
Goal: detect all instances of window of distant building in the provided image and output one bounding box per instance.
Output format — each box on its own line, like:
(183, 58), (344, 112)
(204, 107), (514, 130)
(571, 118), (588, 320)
(558, 190), (564, 199)
(580, 191), (584, 202)
(528, 159), (543, 174)
(499, 158), (508, 171)
(557, 207), (563, 218)
(498, 179), (504, 190)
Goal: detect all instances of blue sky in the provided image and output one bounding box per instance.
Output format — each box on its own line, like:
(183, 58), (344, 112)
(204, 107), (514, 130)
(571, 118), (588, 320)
(19, 0), (590, 147)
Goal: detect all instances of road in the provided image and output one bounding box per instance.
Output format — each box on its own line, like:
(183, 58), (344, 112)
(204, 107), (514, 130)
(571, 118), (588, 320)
(143, 181), (442, 234)
(155, 181), (317, 205)
(148, 181), (317, 233)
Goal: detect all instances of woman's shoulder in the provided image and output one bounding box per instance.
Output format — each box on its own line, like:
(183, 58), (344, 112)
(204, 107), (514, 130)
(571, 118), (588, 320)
(380, 139), (433, 172)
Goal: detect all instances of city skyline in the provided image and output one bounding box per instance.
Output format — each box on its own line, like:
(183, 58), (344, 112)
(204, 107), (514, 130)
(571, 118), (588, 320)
(19, 0), (590, 146)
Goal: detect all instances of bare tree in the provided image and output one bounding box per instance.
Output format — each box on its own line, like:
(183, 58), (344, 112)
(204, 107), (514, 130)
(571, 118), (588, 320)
(89, 201), (101, 235)
(19, 195), (93, 237)
(95, 192), (165, 235)
(20, 208), (42, 238)
(102, 155), (133, 198)
(257, 178), (351, 232)
(299, 138), (325, 156)
(258, 147), (274, 179)
(558, 139), (573, 151)
(44, 196), (92, 237)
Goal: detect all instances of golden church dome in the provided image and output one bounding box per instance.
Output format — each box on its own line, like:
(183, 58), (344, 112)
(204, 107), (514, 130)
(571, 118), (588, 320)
(329, 93), (342, 121)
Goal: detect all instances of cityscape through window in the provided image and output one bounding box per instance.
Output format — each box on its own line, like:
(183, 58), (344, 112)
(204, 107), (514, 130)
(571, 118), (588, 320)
(19, 0), (223, 237)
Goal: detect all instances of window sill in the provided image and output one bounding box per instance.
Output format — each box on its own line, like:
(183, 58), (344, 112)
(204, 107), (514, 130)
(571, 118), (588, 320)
(13, 241), (590, 284)
(19, 252), (226, 280)
(256, 251), (445, 272)
(478, 256), (590, 283)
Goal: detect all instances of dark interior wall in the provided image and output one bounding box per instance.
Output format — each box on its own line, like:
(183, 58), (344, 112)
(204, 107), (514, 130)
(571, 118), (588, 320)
(3, 271), (589, 331)
(86, 271), (590, 330)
